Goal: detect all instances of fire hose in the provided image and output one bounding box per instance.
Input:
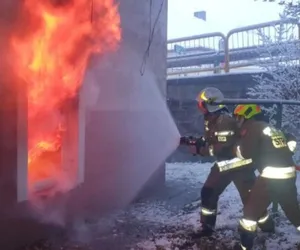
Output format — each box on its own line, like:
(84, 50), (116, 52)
(180, 136), (205, 147)
(180, 136), (300, 171)
(180, 136), (206, 155)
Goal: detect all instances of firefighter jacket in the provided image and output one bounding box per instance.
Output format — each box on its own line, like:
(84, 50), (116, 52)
(284, 132), (297, 153)
(235, 119), (295, 178)
(200, 112), (238, 160)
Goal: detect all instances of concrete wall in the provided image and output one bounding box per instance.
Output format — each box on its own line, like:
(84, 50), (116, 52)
(0, 0), (171, 249)
(76, 0), (171, 214)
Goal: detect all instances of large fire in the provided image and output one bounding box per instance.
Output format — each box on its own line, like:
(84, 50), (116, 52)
(9, 0), (120, 196)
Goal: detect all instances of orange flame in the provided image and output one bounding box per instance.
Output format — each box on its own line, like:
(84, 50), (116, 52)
(10, 0), (121, 193)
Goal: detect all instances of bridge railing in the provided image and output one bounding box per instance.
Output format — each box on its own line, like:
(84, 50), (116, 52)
(167, 19), (300, 77)
(225, 19), (299, 72)
(167, 32), (226, 76)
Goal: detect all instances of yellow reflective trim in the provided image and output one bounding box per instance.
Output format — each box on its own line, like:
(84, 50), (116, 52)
(208, 145), (214, 156)
(214, 131), (235, 136)
(263, 127), (288, 149)
(236, 145), (244, 159)
(201, 207), (216, 215)
(240, 244), (247, 250)
(217, 157), (252, 172)
(217, 136), (227, 142)
(261, 166), (296, 179)
(258, 214), (269, 224)
(239, 218), (257, 232)
(204, 121), (209, 131)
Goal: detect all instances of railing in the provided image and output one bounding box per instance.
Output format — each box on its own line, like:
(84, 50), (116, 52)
(167, 19), (300, 77)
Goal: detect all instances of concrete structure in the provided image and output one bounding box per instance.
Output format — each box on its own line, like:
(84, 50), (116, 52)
(75, 0), (172, 214)
(0, 0), (170, 249)
(167, 73), (255, 101)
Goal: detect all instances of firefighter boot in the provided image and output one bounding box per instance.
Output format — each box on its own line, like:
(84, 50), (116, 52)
(199, 187), (217, 238)
(197, 223), (214, 238)
(237, 225), (256, 250)
(233, 242), (251, 250)
(197, 211), (217, 238)
(189, 221), (215, 239)
(258, 213), (275, 233)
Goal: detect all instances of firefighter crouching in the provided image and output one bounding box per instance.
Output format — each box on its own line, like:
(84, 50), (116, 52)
(232, 104), (300, 250)
(182, 87), (273, 237)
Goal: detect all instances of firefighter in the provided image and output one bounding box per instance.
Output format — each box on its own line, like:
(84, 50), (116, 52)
(232, 104), (300, 250)
(188, 87), (274, 237)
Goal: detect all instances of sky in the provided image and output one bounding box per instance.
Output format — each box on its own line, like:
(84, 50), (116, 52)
(168, 0), (284, 39)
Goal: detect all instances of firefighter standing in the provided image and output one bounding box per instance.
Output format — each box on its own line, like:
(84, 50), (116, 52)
(186, 88), (274, 237)
(232, 104), (300, 250)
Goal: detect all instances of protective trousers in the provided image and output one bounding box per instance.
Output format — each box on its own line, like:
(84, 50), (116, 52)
(239, 176), (300, 249)
(200, 164), (273, 232)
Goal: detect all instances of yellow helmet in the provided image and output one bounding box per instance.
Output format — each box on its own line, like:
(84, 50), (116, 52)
(233, 104), (262, 119)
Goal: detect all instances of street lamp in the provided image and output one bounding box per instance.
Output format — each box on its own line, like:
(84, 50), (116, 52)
(194, 11), (206, 21)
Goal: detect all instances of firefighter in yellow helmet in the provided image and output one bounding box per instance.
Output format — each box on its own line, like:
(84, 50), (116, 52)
(232, 104), (300, 250)
(184, 88), (273, 237)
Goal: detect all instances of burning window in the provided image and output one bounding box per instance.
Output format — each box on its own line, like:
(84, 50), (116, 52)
(8, 0), (121, 200)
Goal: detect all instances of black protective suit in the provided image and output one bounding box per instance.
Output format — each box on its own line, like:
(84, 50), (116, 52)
(235, 120), (300, 250)
(198, 111), (273, 235)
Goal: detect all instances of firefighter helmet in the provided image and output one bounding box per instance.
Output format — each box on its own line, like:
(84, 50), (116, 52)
(197, 87), (226, 113)
(233, 104), (262, 119)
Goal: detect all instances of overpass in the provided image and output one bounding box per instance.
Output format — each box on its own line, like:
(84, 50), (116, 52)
(167, 19), (300, 78)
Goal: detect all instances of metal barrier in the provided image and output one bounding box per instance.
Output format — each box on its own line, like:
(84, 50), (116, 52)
(167, 19), (300, 76)
(225, 19), (300, 72)
(167, 32), (226, 77)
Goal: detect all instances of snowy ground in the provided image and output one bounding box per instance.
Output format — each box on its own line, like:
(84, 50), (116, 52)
(128, 163), (300, 250)
(23, 162), (300, 250)
(64, 162), (299, 250)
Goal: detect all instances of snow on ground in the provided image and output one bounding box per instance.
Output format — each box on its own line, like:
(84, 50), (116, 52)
(21, 163), (300, 250)
(128, 162), (209, 226)
(133, 162), (300, 250)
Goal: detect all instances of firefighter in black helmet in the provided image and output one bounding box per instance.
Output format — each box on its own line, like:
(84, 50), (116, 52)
(232, 104), (300, 250)
(186, 87), (274, 237)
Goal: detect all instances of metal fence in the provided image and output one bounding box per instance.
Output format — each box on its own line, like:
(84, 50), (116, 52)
(167, 19), (300, 77)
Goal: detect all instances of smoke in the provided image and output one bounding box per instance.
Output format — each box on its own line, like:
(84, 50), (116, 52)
(66, 42), (180, 241)
(76, 37), (180, 218)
